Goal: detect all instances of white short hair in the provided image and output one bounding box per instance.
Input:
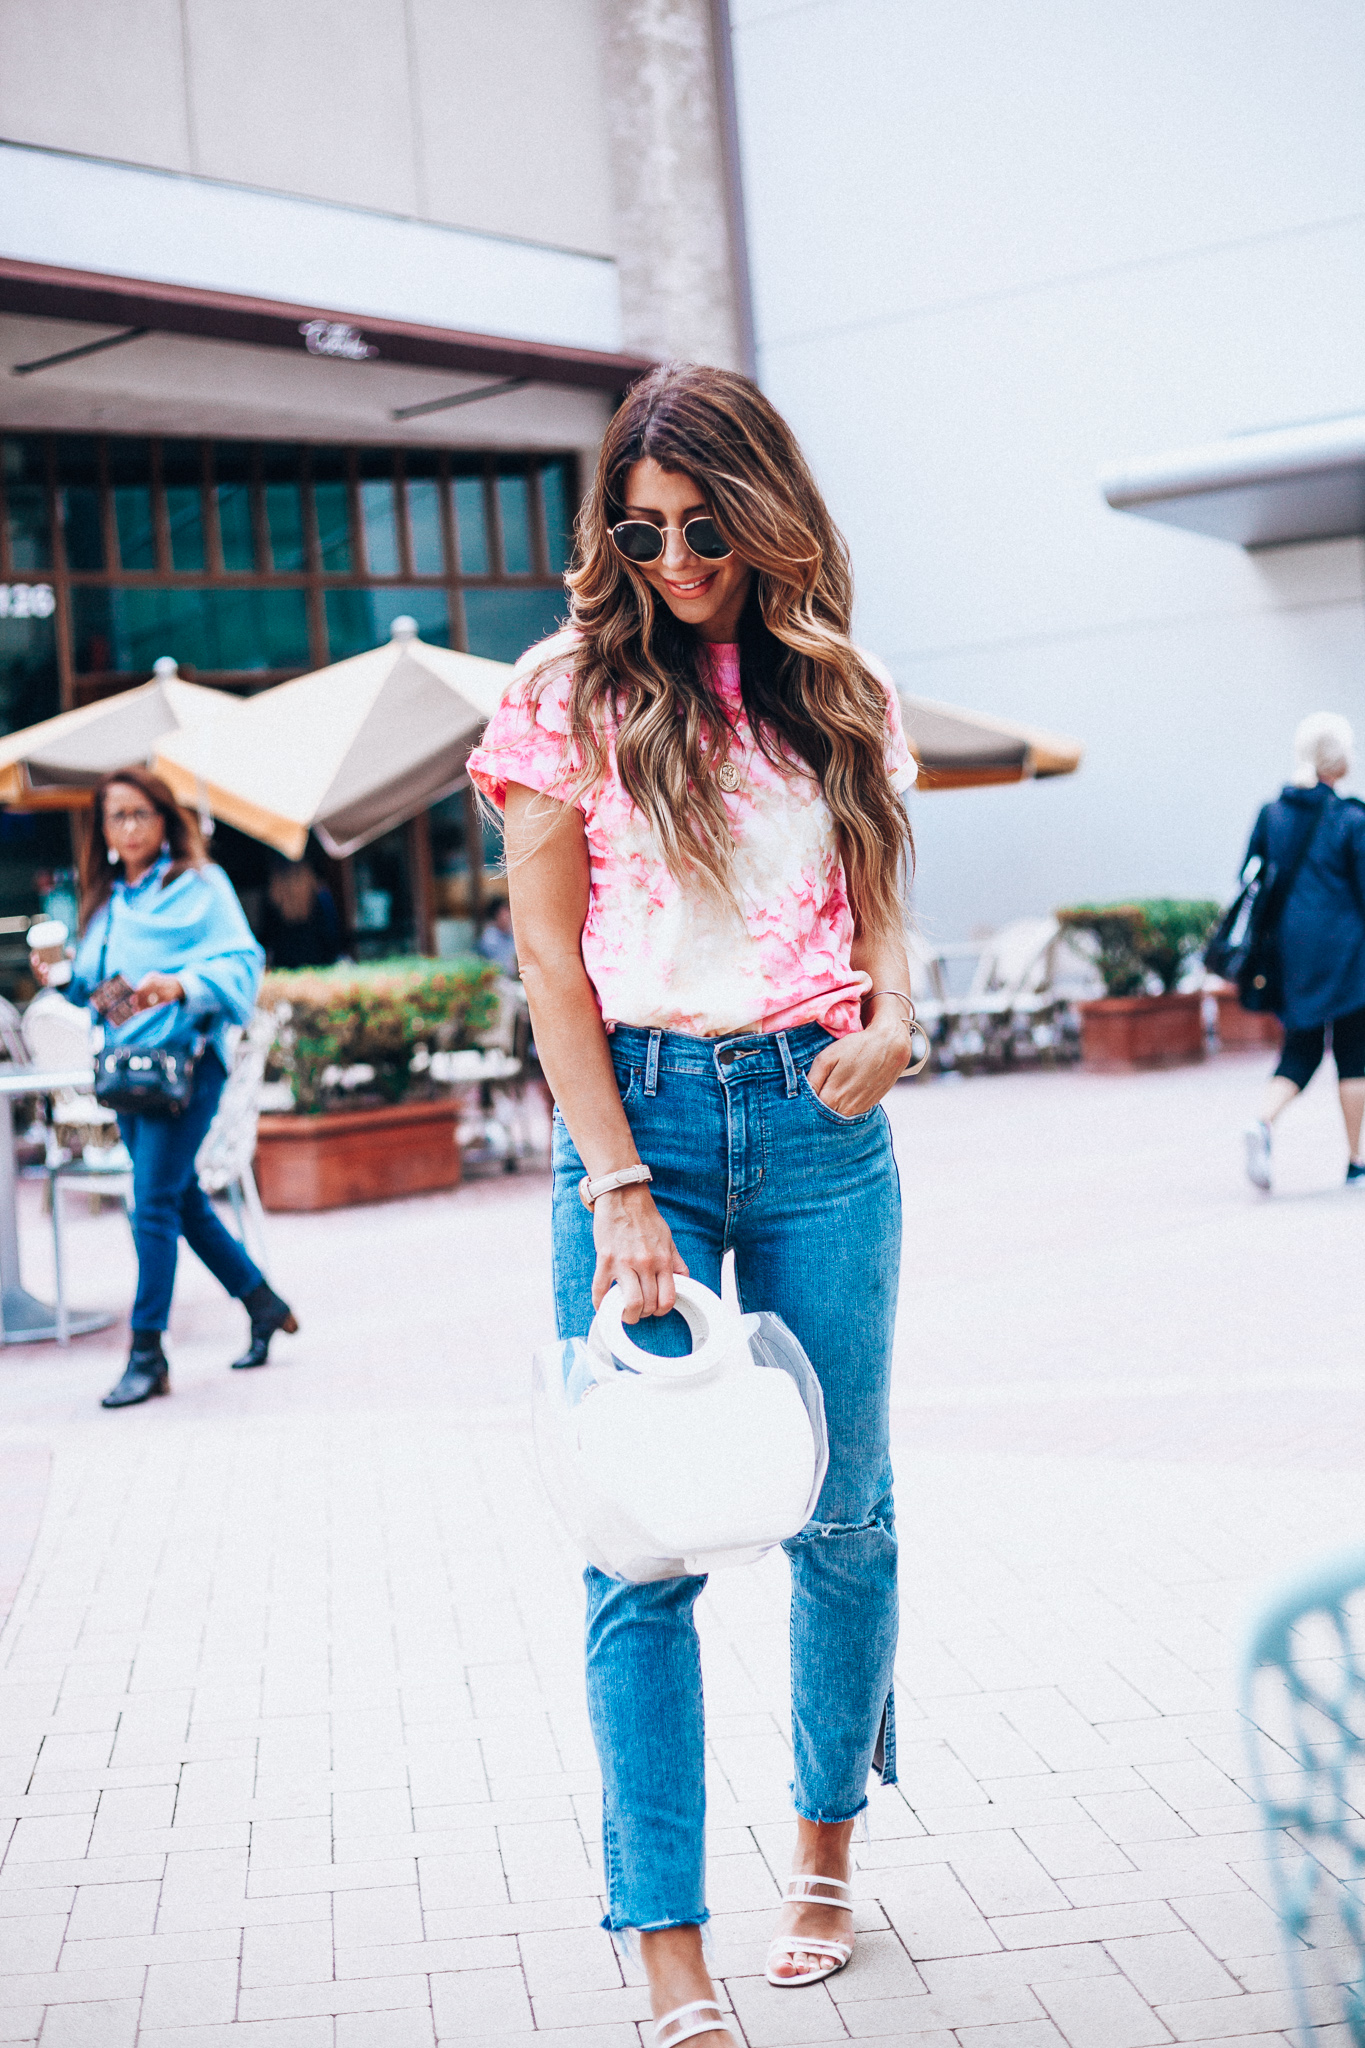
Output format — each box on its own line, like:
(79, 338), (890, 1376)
(1293, 711), (1354, 785)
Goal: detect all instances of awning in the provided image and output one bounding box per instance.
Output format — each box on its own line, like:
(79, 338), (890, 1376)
(0, 141), (653, 394)
(900, 697), (1082, 790)
(1101, 414), (1365, 548)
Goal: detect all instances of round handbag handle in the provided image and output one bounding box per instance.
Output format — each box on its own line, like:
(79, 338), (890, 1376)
(589, 1275), (739, 1383)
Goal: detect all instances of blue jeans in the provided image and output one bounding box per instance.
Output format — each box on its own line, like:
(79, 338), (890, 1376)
(119, 1049), (262, 1333)
(552, 1021), (901, 1934)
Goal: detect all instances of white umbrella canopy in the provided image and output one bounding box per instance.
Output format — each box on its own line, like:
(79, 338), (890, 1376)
(900, 695), (1083, 790)
(153, 619), (515, 861)
(0, 659), (241, 807)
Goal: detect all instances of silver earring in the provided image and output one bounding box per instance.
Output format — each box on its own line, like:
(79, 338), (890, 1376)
(107, 847), (119, 865)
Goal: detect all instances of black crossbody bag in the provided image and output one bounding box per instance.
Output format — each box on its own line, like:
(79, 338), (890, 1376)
(91, 902), (205, 1119)
(1206, 800), (1330, 1013)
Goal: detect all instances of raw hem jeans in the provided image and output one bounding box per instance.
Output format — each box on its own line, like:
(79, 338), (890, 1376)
(119, 1048), (263, 1333)
(551, 1021), (901, 1935)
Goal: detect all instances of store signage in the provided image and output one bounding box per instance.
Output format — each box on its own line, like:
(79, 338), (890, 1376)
(298, 320), (378, 361)
(0, 584), (55, 619)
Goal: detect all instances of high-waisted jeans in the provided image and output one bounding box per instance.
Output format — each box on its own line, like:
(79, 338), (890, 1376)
(119, 1048), (263, 1333)
(551, 1021), (901, 1934)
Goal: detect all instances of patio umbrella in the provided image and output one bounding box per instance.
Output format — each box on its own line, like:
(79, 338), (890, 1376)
(153, 618), (513, 861)
(901, 696), (1082, 790)
(0, 659), (241, 808)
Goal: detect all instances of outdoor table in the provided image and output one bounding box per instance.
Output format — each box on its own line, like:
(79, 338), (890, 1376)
(0, 1065), (115, 1344)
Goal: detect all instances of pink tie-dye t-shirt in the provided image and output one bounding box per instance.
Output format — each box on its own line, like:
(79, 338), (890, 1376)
(466, 632), (916, 1040)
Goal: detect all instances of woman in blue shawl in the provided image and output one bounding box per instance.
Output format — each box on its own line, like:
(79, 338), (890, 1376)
(33, 769), (297, 1408)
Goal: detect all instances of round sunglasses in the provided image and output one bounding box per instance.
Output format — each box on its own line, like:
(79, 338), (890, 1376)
(609, 516), (733, 565)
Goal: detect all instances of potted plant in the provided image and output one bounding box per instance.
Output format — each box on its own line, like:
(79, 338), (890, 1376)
(1056, 900), (1220, 1069)
(1204, 981), (1285, 1050)
(254, 957), (499, 1210)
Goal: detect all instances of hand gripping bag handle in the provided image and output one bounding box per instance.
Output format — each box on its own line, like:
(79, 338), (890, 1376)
(588, 1275), (759, 1384)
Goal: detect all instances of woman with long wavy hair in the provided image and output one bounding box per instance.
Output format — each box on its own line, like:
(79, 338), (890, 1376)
(468, 364), (916, 2048)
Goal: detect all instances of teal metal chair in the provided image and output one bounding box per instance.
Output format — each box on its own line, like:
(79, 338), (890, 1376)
(1242, 1546), (1365, 2044)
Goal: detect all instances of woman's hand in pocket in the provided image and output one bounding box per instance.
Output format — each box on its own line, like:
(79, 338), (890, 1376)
(591, 1185), (689, 1320)
(806, 1018), (908, 1117)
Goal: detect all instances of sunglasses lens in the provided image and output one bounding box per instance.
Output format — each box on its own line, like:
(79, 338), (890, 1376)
(611, 521), (664, 563)
(683, 517), (731, 560)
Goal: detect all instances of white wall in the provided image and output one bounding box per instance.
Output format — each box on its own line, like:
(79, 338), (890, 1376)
(0, 0), (618, 257)
(730, 0), (1365, 941)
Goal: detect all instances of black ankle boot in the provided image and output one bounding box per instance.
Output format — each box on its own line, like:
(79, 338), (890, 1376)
(230, 1281), (298, 1370)
(102, 1333), (169, 1409)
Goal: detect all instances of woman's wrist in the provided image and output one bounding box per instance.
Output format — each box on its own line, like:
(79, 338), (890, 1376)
(863, 999), (911, 1043)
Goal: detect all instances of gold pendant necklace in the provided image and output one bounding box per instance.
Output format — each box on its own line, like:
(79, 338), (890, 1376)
(717, 761), (743, 793)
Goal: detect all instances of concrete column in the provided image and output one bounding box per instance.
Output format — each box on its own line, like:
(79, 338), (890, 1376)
(596, 0), (748, 370)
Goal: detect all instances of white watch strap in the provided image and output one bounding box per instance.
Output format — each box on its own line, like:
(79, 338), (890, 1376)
(580, 1163), (653, 1208)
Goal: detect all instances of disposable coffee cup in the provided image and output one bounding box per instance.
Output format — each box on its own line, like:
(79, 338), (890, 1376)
(28, 919), (71, 986)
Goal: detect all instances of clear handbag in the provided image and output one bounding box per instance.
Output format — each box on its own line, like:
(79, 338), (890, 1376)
(532, 1275), (829, 1584)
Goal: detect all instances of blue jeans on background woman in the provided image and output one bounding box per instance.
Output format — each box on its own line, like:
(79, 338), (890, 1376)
(552, 1021), (901, 1936)
(119, 1048), (262, 1332)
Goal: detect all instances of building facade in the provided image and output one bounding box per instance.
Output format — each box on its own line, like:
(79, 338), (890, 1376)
(0, 0), (748, 955)
(728, 0), (1365, 942)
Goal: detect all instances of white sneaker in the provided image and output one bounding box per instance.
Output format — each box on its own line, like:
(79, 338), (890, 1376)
(1244, 1121), (1273, 1191)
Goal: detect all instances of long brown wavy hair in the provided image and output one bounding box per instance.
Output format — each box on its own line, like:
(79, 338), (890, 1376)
(544, 362), (913, 935)
(78, 766), (208, 930)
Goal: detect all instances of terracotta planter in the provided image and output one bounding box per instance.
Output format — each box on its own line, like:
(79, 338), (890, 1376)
(254, 1097), (461, 1212)
(1210, 986), (1284, 1050)
(1078, 991), (1205, 1070)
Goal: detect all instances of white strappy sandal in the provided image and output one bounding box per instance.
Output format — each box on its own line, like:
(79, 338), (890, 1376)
(653, 1998), (740, 2045)
(765, 1871), (855, 1987)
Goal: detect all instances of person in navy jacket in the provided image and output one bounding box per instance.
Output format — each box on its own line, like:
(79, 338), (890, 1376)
(33, 768), (297, 1407)
(1244, 714), (1365, 1191)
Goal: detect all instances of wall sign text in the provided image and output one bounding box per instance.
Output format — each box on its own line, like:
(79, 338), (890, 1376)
(299, 320), (378, 361)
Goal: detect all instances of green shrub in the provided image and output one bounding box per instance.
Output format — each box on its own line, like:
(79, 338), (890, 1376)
(1056, 899), (1221, 997)
(1056, 905), (1147, 997)
(261, 956), (500, 1113)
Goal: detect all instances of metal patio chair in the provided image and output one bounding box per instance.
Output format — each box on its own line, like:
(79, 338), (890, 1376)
(28, 1000), (279, 1333)
(194, 1009), (277, 1276)
(904, 935), (949, 1069)
(930, 918), (1072, 1069)
(1242, 1546), (1365, 2044)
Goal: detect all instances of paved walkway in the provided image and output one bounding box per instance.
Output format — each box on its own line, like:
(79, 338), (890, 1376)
(1, 1050), (1362, 2046)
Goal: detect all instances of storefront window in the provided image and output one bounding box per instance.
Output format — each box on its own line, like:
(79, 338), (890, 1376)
(312, 447), (353, 572)
(72, 587), (312, 674)
(541, 458), (574, 573)
(351, 823), (416, 959)
(0, 432), (577, 948)
(162, 440), (206, 572)
(213, 441), (257, 571)
(325, 587), (450, 662)
(358, 450), (401, 576)
(263, 445), (306, 573)
(109, 439), (156, 571)
(1, 434), (576, 694)
(463, 586), (567, 663)
(55, 436), (104, 571)
(453, 473), (491, 576)
(496, 472), (533, 574)
(405, 451), (445, 577)
(2, 439), (53, 571)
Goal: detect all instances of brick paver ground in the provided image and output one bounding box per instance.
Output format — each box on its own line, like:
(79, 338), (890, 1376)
(0, 1048), (1360, 2045)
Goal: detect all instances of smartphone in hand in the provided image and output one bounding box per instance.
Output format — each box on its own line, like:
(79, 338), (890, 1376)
(89, 975), (140, 1028)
